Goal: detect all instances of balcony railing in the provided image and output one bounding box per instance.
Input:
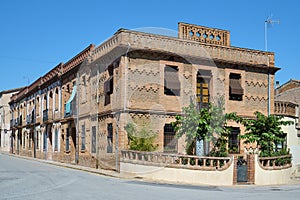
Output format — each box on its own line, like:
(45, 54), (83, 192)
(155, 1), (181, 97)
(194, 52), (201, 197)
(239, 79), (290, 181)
(18, 116), (22, 126)
(26, 115), (30, 125)
(43, 109), (48, 122)
(64, 103), (73, 117)
(43, 109), (54, 122)
(26, 114), (36, 125)
(121, 150), (232, 171)
(31, 113), (35, 124)
(54, 110), (60, 120)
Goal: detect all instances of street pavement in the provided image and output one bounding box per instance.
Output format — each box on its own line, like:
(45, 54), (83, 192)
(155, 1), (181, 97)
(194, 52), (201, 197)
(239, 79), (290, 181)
(0, 153), (300, 200)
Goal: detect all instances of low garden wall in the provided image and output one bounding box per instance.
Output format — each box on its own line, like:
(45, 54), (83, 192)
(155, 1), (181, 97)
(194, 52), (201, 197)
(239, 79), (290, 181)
(120, 150), (234, 186)
(120, 150), (295, 186)
(255, 154), (293, 185)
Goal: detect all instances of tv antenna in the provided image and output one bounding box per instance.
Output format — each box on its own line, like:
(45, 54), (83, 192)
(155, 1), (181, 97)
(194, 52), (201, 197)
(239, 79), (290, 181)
(265, 15), (280, 51)
(265, 15), (280, 116)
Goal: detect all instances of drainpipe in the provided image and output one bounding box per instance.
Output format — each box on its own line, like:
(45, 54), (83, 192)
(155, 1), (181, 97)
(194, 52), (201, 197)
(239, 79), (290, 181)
(96, 68), (99, 169)
(75, 72), (79, 164)
(268, 68), (270, 116)
(115, 43), (131, 172)
(34, 93), (37, 158)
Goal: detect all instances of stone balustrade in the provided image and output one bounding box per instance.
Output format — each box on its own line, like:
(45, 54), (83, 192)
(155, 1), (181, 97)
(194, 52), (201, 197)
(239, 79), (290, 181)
(274, 101), (298, 117)
(258, 154), (292, 170)
(121, 150), (232, 171)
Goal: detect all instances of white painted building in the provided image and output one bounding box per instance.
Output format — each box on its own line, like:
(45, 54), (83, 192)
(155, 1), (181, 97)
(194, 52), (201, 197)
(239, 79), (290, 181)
(0, 88), (24, 152)
(275, 80), (300, 175)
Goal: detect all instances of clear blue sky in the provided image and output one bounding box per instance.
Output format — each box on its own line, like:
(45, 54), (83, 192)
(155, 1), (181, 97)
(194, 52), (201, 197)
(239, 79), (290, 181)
(0, 0), (299, 91)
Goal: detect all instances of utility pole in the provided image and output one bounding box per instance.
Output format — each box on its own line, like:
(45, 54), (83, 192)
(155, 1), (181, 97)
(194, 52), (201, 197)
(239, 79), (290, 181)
(265, 16), (280, 116)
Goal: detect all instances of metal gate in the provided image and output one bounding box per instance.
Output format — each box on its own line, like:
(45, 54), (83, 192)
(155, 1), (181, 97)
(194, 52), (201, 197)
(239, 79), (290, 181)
(237, 157), (248, 183)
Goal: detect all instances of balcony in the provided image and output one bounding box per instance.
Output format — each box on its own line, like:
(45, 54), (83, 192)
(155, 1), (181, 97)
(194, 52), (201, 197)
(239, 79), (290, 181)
(31, 113), (35, 124)
(26, 115), (30, 125)
(18, 115), (22, 126)
(43, 109), (53, 122)
(43, 109), (48, 122)
(54, 109), (61, 120)
(26, 114), (36, 125)
(65, 84), (77, 118)
(64, 99), (77, 118)
(64, 103), (73, 117)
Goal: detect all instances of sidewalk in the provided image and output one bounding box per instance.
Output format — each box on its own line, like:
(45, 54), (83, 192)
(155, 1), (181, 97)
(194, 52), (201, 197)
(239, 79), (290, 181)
(2, 152), (131, 179)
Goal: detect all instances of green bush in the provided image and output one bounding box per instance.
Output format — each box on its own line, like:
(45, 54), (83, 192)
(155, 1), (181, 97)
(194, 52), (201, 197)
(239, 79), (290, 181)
(125, 123), (158, 152)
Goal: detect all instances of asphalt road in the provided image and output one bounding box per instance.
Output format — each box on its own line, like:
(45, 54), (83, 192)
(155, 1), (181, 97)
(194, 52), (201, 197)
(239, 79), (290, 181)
(0, 153), (300, 200)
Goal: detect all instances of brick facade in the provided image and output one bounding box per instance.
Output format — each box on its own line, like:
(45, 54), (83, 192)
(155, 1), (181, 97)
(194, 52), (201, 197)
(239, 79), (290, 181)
(8, 22), (278, 170)
(247, 154), (255, 184)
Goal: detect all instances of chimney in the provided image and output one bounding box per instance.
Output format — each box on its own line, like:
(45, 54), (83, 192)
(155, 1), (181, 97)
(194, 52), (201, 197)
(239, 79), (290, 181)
(275, 81), (280, 89)
(275, 81), (280, 95)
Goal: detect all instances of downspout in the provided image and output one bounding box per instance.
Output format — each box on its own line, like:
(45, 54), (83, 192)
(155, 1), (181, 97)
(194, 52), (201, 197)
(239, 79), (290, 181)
(34, 93), (36, 158)
(116, 43), (131, 172)
(96, 68), (99, 169)
(75, 73), (80, 164)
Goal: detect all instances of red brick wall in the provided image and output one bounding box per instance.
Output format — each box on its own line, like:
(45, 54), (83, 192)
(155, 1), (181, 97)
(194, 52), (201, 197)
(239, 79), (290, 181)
(233, 156), (238, 185)
(247, 154), (255, 184)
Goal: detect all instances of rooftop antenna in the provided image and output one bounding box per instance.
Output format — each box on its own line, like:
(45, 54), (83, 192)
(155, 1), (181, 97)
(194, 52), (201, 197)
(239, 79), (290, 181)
(23, 76), (30, 85)
(265, 14), (280, 116)
(265, 15), (280, 51)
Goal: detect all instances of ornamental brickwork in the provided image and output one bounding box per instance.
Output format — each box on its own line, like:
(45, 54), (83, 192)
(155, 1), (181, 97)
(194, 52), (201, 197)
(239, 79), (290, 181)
(7, 22), (279, 171)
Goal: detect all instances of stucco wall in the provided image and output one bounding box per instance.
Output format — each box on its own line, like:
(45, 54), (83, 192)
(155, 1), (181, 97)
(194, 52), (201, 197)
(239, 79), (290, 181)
(281, 117), (300, 166)
(1, 91), (19, 152)
(255, 155), (293, 185)
(120, 158), (234, 186)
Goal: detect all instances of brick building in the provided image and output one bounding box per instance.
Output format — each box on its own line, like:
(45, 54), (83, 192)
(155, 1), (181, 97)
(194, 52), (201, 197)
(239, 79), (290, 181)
(9, 22), (278, 170)
(9, 45), (94, 163)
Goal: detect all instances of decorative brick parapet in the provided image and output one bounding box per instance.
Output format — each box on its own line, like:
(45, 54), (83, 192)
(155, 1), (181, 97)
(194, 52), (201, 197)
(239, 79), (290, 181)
(91, 29), (274, 68)
(178, 22), (230, 46)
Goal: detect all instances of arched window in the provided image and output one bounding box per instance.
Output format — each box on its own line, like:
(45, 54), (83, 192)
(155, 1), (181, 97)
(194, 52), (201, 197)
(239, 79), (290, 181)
(54, 128), (59, 151)
(55, 88), (59, 111)
(43, 95), (47, 111)
(36, 96), (40, 116)
(49, 91), (53, 111)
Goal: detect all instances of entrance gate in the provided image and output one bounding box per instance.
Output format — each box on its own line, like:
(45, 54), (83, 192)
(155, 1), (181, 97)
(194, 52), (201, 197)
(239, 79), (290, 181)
(237, 157), (248, 183)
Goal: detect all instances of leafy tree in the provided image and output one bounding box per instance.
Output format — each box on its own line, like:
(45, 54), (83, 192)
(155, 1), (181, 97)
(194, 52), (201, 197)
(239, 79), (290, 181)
(125, 123), (158, 152)
(230, 111), (293, 157)
(172, 103), (208, 155)
(173, 98), (232, 156)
